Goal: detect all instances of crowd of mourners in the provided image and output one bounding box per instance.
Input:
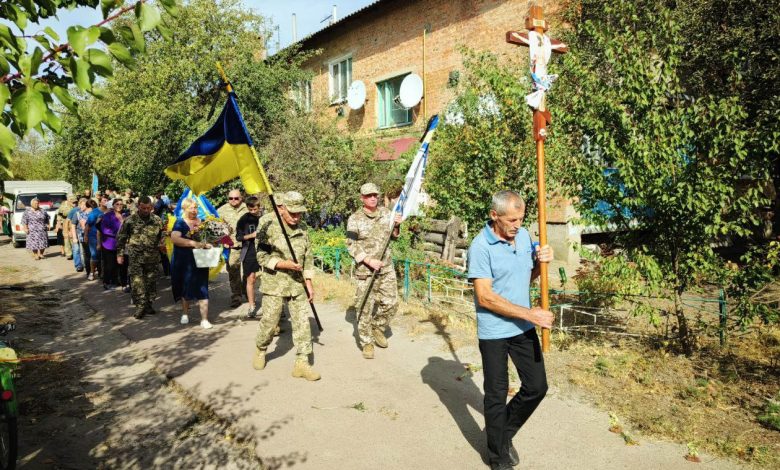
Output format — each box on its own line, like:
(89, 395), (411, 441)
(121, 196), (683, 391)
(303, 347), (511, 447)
(27, 189), (175, 286)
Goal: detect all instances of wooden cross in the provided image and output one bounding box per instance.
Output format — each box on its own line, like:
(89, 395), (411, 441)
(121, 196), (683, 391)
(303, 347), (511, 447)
(506, 5), (568, 353)
(506, 5), (568, 142)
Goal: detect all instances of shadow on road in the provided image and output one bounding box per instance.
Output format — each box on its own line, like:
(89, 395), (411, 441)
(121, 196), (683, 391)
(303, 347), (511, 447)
(419, 314), (487, 463)
(0, 242), (304, 468)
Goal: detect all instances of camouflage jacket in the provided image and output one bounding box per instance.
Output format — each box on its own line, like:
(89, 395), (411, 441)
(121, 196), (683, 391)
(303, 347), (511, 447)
(256, 212), (313, 297)
(56, 201), (73, 229)
(346, 207), (397, 278)
(116, 213), (163, 264)
(217, 202), (247, 247)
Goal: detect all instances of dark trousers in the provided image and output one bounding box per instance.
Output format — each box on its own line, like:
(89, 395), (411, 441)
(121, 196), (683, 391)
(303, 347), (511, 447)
(102, 249), (118, 286)
(160, 252), (170, 276)
(479, 328), (548, 467)
(119, 253), (129, 287)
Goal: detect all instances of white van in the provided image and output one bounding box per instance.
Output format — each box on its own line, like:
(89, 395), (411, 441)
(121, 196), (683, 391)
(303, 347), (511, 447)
(5, 181), (73, 248)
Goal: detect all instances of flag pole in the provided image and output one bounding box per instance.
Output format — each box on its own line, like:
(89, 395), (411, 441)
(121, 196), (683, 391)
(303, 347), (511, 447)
(356, 117), (438, 322)
(215, 62), (323, 332)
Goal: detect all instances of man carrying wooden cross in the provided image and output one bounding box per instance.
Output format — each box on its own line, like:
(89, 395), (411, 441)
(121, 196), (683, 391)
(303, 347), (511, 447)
(466, 5), (567, 469)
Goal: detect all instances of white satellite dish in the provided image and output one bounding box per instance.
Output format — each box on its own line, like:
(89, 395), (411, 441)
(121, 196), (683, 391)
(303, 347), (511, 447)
(347, 80), (366, 110)
(398, 73), (424, 109)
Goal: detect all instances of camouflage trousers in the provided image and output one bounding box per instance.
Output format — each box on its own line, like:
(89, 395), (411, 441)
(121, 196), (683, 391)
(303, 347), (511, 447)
(226, 249), (245, 302)
(255, 293), (312, 357)
(129, 261), (158, 313)
(63, 233), (72, 257)
(354, 270), (398, 347)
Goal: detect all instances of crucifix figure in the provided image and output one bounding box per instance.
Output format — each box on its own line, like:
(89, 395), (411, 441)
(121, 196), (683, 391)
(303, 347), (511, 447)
(506, 5), (568, 352)
(506, 5), (568, 141)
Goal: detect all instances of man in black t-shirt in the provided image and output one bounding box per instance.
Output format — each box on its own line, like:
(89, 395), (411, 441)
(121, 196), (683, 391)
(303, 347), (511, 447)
(235, 196), (263, 317)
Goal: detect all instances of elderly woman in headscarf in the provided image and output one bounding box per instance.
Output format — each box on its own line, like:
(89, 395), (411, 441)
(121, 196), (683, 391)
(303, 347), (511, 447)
(21, 197), (50, 260)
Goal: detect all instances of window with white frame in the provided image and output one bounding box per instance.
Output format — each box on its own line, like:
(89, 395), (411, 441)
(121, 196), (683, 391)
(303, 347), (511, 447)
(292, 80), (312, 112)
(376, 74), (412, 129)
(329, 56), (352, 103)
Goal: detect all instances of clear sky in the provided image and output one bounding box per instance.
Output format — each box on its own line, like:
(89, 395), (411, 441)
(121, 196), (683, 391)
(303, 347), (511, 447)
(5, 1), (377, 55)
(245, 1), (376, 54)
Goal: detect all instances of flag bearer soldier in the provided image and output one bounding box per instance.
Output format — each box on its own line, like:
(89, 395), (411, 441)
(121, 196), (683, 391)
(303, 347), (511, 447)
(346, 183), (402, 359)
(218, 189), (248, 308)
(116, 196), (164, 319)
(252, 192), (320, 381)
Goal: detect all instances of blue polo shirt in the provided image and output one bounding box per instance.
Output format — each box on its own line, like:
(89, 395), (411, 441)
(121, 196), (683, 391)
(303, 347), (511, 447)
(467, 222), (535, 340)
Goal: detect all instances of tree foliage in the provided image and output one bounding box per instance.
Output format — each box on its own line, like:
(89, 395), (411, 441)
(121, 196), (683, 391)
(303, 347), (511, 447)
(0, 0), (180, 179)
(425, 48), (572, 232)
(261, 112), (378, 220)
(8, 132), (58, 180)
(45, 0), (314, 196)
(557, 0), (774, 352)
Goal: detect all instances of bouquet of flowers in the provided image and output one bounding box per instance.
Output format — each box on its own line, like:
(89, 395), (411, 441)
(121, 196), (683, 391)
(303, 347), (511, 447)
(190, 215), (234, 246)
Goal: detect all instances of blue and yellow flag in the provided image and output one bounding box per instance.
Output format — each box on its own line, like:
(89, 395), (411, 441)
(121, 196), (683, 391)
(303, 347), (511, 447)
(164, 92), (273, 195)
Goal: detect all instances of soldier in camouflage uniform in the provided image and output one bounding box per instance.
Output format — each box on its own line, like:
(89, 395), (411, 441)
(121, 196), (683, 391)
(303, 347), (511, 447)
(218, 189), (248, 308)
(252, 192), (320, 381)
(57, 195), (76, 259)
(116, 196), (164, 319)
(346, 183), (402, 359)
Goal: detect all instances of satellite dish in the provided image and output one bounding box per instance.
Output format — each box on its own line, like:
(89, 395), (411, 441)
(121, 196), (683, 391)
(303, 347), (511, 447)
(399, 73), (424, 109)
(347, 80), (366, 110)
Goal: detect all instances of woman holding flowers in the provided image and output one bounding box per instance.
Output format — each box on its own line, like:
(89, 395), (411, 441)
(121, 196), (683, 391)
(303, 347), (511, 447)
(170, 198), (214, 329)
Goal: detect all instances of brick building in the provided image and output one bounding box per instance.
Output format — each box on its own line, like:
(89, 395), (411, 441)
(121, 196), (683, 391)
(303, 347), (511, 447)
(295, 0), (560, 157)
(293, 0), (581, 269)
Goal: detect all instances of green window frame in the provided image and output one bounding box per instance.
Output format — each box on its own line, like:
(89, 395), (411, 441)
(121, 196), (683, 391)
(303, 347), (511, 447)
(376, 74), (412, 129)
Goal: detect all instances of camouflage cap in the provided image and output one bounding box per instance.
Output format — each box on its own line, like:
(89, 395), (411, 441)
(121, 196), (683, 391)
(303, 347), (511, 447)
(283, 191), (307, 213)
(360, 183), (381, 195)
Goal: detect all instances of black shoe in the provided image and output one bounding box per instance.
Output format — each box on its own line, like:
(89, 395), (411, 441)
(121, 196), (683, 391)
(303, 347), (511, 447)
(76, 267), (84, 272)
(508, 444), (519, 466)
(490, 462), (513, 470)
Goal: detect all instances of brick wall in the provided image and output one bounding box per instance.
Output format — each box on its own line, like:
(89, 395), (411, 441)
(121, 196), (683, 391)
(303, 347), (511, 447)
(300, 0), (561, 137)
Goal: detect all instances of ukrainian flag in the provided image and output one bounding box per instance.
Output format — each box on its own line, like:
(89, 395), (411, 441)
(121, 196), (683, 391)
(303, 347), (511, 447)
(164, 92), (273, 195)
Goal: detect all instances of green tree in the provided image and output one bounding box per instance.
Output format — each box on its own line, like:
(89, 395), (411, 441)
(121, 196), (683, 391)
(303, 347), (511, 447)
(46, 0), (314, 195)
(0, 0), (180, 179)
(557, 0), (773, 353)
(8, 132), (58, 180)
(261, 112), (378, 220)
(425, 48), (572, 232)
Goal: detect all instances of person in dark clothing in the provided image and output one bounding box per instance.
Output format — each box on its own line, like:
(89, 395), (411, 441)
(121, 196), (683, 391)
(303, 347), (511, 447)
(235, 196), (262, 317)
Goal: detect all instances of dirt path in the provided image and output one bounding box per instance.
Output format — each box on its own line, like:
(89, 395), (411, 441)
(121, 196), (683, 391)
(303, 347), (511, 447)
(0, 240), (746, 469)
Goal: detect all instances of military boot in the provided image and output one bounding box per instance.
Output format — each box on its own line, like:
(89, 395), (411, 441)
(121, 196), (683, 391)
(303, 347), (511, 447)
(252, 347), (266, 370)
(292, 358), (321, 381)
(372, 328), (388, 348)
(362, 344), (374, 359)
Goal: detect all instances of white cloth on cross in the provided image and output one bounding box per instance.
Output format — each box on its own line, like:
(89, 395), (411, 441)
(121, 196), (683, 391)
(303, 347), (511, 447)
(525, 30), (557, 110)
